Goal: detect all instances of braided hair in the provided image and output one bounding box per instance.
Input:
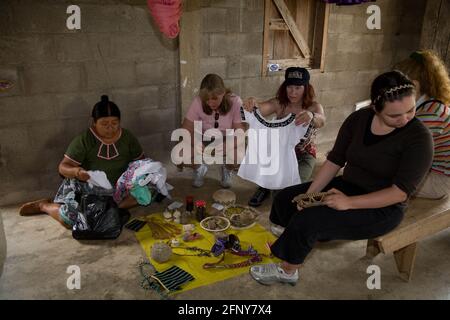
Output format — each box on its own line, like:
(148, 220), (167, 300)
(371, 71), (416, 112)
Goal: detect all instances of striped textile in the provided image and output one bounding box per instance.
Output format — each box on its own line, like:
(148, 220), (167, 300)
(152, 266), (195, 292)
(416, 96), (450, 176)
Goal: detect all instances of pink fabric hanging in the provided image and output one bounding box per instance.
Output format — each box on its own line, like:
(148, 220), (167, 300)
(147, 0), (182, 39)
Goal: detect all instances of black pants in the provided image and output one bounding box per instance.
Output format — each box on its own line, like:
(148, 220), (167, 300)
(270, 176), (404, 265)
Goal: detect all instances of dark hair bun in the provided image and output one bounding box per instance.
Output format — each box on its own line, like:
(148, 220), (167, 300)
(101, 95), (109, 103)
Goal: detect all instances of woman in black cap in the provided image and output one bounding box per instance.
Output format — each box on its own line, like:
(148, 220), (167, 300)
(243, 67), (326, 207)
(19, 95), (145, 228)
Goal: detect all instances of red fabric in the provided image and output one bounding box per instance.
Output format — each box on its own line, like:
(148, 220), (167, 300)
(147, 0), (182, 39)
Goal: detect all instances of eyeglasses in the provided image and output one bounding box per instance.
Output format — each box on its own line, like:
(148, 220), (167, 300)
(214, 112), (219, 129)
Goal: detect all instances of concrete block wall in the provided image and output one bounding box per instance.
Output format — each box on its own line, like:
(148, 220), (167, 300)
(194, 0), (426, 149)
(0, 0), (179, 205)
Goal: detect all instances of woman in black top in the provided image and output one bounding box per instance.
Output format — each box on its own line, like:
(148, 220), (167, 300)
(250, 71), (433, 286)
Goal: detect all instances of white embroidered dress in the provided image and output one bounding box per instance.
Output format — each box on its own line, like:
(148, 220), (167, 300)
(238, 108), (308, 190)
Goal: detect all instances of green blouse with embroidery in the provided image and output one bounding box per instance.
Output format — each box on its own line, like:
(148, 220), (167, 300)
(64, 128), (144, 185)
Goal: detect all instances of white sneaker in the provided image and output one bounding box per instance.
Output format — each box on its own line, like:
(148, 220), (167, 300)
(270, 223), (285, 237)
(250, 263), (298, 286)
(192, 164), (208, 188)
(220, 165), (233, 189)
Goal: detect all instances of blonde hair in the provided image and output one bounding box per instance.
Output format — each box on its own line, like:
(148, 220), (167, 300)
(394, 50), (450, 105)
(199, 74), (232, 115)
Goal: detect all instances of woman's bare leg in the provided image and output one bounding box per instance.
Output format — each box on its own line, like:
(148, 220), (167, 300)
(119, 195), (138, 209)
(39, 202), (71, 229)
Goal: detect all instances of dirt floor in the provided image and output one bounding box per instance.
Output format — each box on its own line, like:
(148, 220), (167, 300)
(0, 164), (449, 300)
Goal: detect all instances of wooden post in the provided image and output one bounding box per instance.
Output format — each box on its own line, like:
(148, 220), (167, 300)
(393, 242), (418, 282)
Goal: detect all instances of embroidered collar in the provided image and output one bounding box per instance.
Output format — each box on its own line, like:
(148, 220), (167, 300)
(240, 106), (296, 128)
(89, 127), (122, 160)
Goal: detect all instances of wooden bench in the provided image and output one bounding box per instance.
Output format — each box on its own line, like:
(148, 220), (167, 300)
(365, 196), (450, 281)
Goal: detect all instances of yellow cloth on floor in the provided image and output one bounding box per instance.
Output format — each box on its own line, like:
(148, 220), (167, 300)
(136, 213), (279, 294)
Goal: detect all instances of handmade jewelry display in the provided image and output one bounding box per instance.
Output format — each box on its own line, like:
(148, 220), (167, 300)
(222, 205), (259, 229)
(200, 216), (230, 233)
(146, 217), (181, 239)
(292, 192), (330, 209)
(212, 189), (236, 207)
(204, 235), (270, 269)
(125, 219), (147, 232)
(171, 245), (213, 257)
(151, 242), (172, 263)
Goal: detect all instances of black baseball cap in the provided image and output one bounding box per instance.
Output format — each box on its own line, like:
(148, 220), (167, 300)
(284, 67), (310, 86)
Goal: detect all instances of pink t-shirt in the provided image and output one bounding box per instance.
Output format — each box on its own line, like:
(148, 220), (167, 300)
(185, 94), (243, 133)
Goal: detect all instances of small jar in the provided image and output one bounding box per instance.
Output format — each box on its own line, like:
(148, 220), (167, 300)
(195, 200), (206, 222)
(180, 210), (190, 225)
(186, 196), (194, 212)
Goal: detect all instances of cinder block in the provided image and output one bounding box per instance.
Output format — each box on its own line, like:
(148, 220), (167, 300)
(210, 0), (243, 8)
(240, 76), (283, 99)
(133, 6), (158, 34)
(310, 72), (336, 91)
(326, 34), (339, 54)
(224, 78), (241, 95)
(0, 126), (36, 173)
(346, 52), (374, 71)
(0, 94), (56, 128)
(85, 33), (112, 60)
(54, 34), (97, 62)
(0, 36), (57, 64)
(110, 34), (177, 61)
(355, 70), (380, 89)
(202, 8), (227, 33)
(201, 33), (210, 58)
(82, 4), (135, 33)
(159, 85), (178, 109)
(0, 2), (13, 35)
(210, 33), (241, 56)
(226, 7), (241, 33)
(199, 57), (227, 79)
(139, 132), (171, 162)
(372, 51), (394, 70)
(336, 34), (363, 53)
(241, 9), (264, 33)
(238, 33), (263, 55)
(83, 61), (110, 90)
(240, 55), (261, 78)
(323, 54), (350, 72)
(23, 64), (83, 94)
(245, 0), (264, 10)
(317, 89), (349, 108)
(11, 3), (70, 33)
(139, 107), (177, 134)
(111, 86), (160, 112)
(106, 61), (137, 88)
(360, 34), (384, 53)
(26, 121), (67, 159)
(328, 14), (354, 34)
(136, 59), (177, 86)
(53, 92), (99, 121)
(0, 66), (21, 97)
(227, 56), (241, 79)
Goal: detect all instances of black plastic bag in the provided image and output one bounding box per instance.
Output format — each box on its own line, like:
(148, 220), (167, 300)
(72, 194), (130, 240)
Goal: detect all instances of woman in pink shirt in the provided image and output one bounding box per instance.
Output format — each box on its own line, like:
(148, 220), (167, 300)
(181, 74), (245, 188)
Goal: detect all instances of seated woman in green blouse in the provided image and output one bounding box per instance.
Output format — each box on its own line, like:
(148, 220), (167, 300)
(19, 95), (145, 228)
